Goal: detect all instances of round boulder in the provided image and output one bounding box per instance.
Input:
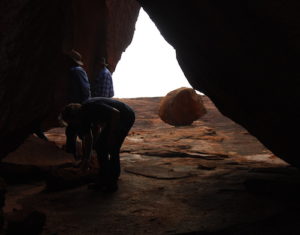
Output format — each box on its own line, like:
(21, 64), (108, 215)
(158, 87), (207, 126)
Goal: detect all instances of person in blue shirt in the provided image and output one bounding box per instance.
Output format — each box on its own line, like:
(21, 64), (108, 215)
(65, 49), (91, 157)
(67, 49), (91, 103)
(61, 97), (135, 192)
(92, 57), (114, 98)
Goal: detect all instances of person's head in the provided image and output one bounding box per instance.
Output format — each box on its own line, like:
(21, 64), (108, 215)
(66, 49), (84, 66)
(97, 57), (108, 69)
(61, 103), (82, 127)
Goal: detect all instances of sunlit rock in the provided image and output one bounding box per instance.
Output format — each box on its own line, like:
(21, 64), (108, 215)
(158, 87), (206, 126)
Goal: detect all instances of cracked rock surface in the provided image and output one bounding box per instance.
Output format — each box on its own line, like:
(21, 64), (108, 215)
(3, 96), (299, 235)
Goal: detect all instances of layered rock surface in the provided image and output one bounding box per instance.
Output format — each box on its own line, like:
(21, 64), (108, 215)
(2, 97), (300, 234)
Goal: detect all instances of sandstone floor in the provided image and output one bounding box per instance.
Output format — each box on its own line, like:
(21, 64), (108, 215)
(2, 96), (300, 235)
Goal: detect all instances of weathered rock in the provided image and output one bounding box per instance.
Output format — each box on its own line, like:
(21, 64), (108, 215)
(2, 136), (74, 167)
(0, 163), (42, 184)
(2, 97), (297, 234)
(0, 135), (75, 184)
(0, 0), (140, 160)
(158, 87), (206, 126)
(0, 178), (6, 210)
(45, 166), (98, 192)
(45, 155), (99, 191)
(136, 1), (300, 167)
(5, 209), (46, 235)
(0, 178), (6, 232)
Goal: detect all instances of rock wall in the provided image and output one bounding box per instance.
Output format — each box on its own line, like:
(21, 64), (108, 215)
(137, 0), (300, 167)
(68, 0), (140, 78)
(0, 0), (140, 159)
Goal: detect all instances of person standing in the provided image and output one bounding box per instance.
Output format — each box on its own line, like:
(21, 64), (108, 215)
(65, 49), (91, 158)
(67, 49), (91, 103)
(92, 57), (114, 98)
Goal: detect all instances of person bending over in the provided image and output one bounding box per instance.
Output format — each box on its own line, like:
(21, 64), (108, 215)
(61, 97), (135, 192)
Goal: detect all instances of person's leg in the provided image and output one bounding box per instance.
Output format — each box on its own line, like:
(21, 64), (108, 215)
(65, 125), (78, 159)
(91, 110), (135, 192)
(91, 124), (101, 149)
(94, 127), (111, 183)
(92, 146), (118, 192)
(110, 110), (135, 180)
(92, 127), (121, 192)
(109, 139), (122, 180)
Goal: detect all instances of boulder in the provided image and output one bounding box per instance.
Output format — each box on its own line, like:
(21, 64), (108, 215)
(158, 87), (207, 126)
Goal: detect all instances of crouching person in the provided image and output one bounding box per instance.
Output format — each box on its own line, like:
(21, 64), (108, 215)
(61, 97), (135, 192)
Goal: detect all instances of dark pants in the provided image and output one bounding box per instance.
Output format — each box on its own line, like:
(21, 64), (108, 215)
(65, 125), (78, 159)
(66, 124), (98, 159)
(95, 110), (135, 183)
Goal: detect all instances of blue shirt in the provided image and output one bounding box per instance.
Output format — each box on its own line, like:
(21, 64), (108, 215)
(92, 67), (114, 98)
(69, 66), (91, 103)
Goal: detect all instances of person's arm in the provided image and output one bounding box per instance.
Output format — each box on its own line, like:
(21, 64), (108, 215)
(65, 125), (78, 158)
(81, 128), (93, 171)
(76, 68), (91, 101)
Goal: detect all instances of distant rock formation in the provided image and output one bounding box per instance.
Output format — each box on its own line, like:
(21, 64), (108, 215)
(158, 87), (207, 126)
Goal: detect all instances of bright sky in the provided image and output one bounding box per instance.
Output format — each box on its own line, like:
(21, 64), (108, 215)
(113, 8), (192, 98)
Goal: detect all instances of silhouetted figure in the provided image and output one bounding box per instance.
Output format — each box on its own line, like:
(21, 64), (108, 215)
(64, 49), (91, 158)
(92, 57), (114, 98)
(61, 97), (135, 192)
(67, 49), (91, 103)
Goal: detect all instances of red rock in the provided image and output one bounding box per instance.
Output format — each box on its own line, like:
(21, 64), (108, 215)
(158, 87), (207, 126)
(2, 136), (74, 167)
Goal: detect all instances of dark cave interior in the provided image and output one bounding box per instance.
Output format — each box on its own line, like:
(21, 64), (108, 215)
(0, 0), (300, 234)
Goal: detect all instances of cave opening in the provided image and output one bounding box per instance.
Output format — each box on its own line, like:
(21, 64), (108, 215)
(1, 2), (298, 234)
(113, 8), (192, 98)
